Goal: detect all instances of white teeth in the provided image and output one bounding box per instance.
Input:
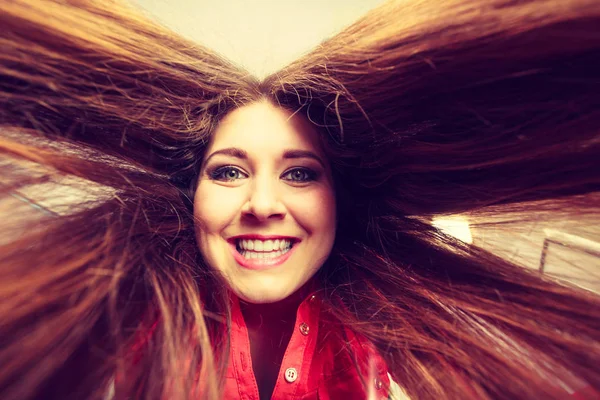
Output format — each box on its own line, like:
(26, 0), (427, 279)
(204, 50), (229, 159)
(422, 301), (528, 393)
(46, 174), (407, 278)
(237, 238), (292, 251)
(241, 249), (287, 260)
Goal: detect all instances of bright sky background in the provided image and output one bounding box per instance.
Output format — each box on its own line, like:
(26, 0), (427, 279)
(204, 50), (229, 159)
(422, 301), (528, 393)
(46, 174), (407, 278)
(134, 0), (387, 79)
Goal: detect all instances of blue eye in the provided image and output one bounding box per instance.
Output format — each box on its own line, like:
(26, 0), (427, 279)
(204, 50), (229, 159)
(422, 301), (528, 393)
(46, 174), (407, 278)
(282, 168), (317, 183)
(210, 166), (247, 181)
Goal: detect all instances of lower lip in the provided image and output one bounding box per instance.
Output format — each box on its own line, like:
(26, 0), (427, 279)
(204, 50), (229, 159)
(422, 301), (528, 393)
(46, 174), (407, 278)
(229, 242), (298, 270)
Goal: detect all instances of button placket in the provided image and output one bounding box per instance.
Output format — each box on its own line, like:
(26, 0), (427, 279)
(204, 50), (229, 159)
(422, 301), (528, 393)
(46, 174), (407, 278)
(271, 293), (320, 398)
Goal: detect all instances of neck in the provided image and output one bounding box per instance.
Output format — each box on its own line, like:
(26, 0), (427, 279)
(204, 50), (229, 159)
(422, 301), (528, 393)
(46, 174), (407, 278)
(237, 280), (314, 330)
(239, 291), (304, 329)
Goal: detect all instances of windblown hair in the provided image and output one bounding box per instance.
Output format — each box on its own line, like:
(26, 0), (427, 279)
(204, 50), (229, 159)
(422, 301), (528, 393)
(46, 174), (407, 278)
(1, 0), (600, 399)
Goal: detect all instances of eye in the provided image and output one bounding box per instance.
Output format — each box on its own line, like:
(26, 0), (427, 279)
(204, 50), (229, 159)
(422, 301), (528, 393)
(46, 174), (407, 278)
(209, 166), (248, 182)
(281, 168), (317, 183)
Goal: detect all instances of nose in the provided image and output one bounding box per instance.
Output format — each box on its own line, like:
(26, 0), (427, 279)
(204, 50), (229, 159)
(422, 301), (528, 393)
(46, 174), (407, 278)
(241, 175), (285, 222)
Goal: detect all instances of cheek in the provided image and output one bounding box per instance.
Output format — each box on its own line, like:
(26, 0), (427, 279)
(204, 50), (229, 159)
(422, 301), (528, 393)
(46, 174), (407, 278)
(288, 186), (336, 235)
(193, 183), (242, 234)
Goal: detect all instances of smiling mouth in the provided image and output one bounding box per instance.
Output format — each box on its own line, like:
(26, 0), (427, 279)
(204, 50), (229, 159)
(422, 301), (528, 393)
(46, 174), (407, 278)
(235, 238), (294, 259)
(229, 237), (299, 269)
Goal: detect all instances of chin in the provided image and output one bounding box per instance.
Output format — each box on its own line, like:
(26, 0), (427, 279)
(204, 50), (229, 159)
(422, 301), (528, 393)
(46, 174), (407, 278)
(231, 276), (311, 304)
(234, 287), (293, 304)
(222, 266), (323, 304)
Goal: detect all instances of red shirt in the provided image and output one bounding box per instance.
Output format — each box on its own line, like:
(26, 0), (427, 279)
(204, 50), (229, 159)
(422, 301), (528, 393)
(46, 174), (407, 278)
(118, 296), (597, 400)
(224, 293), (390, 400)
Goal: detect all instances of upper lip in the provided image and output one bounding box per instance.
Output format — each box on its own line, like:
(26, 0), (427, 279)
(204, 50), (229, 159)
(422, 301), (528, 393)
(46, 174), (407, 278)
(227, 234), (300, 243)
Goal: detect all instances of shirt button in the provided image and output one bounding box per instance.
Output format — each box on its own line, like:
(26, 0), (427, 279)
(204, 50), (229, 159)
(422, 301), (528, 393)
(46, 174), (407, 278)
(374, 377), (383, 390)
(284, 367), (298, 383)
(309, 294), (316, 302)
(299, 322), (310, 335)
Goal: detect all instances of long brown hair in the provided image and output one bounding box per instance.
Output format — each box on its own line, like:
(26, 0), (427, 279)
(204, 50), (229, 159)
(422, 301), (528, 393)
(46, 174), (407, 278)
(1, 0), (600, 399)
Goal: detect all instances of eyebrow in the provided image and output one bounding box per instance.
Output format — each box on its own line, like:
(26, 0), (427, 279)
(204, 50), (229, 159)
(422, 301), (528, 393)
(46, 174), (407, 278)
(203, 147), (325, 168)
(283, 149), (325, 168)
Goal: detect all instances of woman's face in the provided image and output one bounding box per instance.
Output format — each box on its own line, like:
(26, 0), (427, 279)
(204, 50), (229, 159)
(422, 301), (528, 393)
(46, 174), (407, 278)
(193, 100), (336, 303)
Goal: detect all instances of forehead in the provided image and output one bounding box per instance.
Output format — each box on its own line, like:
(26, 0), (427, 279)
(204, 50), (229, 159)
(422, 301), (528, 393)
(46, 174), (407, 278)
(207, 100), (323, 154)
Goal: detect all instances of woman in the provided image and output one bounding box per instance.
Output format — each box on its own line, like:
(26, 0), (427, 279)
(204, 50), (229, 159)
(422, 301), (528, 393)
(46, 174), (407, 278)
(192, 99), (391, 400)
(1, 0), (600, 399)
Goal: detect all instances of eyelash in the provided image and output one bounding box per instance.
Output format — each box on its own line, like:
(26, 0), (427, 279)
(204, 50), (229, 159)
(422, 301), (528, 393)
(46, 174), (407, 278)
(208, 166), (318, 183)
(282, 168), (318, 182)
(209, 165), (247, 181)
